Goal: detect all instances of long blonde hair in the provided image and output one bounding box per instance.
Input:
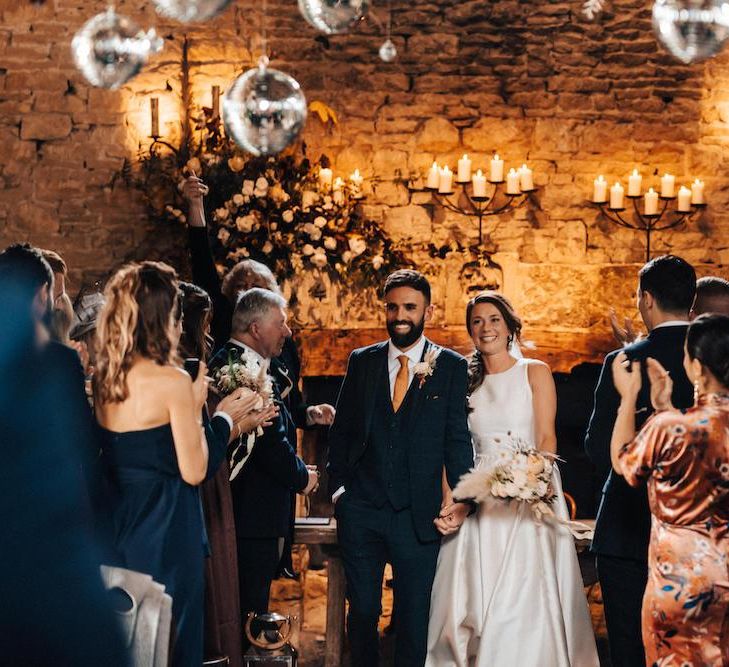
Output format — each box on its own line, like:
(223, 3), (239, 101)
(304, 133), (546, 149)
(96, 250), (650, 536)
(93, 261), (181, 404)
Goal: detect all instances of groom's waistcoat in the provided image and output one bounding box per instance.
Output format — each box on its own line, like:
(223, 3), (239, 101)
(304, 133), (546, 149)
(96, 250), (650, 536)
(350, 362), (416, 510)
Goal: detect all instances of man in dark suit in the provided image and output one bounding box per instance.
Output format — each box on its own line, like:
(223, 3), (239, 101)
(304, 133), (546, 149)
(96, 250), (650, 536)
(585, 254), (696, 667)
(208, 287), (319, 624)
(327, 270), (474, 667)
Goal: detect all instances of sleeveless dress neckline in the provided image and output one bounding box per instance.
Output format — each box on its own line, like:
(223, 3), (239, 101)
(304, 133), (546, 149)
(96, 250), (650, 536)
(98, 422), (172, 436)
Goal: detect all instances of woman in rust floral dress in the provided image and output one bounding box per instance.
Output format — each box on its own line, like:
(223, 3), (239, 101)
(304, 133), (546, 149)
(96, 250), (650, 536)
(610, 313), (729, 666)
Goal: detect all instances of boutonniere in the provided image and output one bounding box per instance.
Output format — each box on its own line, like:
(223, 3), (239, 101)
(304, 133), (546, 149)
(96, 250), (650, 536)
(413, 346), (441, 388)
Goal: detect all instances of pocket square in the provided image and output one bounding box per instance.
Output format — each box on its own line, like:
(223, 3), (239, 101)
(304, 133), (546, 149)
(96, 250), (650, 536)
(428, 394), (441, 400)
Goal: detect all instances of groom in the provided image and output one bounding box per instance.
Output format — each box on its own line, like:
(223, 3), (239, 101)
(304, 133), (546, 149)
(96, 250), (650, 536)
(327, 269), (474, 667)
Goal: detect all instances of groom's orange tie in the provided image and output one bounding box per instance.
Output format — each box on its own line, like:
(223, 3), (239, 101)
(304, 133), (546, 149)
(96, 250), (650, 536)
(392, 355), (409, 412)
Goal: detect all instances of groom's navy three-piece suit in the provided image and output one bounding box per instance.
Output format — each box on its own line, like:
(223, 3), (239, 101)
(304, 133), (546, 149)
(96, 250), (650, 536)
(327, 338), (474, 667)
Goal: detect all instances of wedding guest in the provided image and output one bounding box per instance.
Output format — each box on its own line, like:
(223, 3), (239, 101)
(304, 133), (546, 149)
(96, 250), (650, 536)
(610, 314), (729, 666)
(40, 248), (74, 344)
(207, 287), (318, 633)
(94, 261), (223, 667)
(691, 275), (729, 318)
(0, 243), (127, 664)
(178, 280), (276, 667)
(182, 174), (335, 579)
(585, 255), (696, 667)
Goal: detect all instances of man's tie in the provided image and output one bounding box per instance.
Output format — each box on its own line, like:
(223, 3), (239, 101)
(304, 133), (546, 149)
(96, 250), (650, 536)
(392, 355), (409, 412)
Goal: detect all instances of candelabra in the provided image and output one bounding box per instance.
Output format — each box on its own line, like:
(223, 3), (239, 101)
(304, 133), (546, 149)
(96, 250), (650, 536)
(592, 195), (705, 263)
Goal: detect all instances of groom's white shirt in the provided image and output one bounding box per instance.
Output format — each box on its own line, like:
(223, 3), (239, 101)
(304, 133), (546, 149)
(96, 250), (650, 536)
(332, 335), (427, 503)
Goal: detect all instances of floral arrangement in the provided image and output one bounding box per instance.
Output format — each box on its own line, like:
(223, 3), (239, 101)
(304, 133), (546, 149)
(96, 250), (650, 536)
(127, 103), (410, 289)
(214, 349), (273, 410)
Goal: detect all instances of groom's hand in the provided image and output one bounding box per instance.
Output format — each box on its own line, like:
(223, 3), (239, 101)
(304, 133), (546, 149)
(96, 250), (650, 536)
(433, 502), (469, 535)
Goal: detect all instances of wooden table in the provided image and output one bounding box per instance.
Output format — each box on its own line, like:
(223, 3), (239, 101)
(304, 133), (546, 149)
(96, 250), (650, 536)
(294, 520), (344, 667)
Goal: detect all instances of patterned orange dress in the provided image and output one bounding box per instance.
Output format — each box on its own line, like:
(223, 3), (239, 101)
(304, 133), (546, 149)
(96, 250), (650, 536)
(619, 393), (729, 666)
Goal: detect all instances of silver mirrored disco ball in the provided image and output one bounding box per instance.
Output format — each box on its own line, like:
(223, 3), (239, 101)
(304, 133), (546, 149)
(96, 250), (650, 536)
(223, 58), (307, 156)
(298, 0), (369, 35)
(379, 39), (397, 62)
(152, 0), (233, 23)
(652, 0), (729, 63)
(72, 8), (163, 90)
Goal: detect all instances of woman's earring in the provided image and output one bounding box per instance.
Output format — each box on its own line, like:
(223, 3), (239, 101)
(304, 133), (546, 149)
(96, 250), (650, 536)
(507, 334), (514, 346)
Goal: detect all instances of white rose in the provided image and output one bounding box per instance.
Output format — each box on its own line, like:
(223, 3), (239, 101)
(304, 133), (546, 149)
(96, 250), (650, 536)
(309, 227), (322, 241)
(512, 469), (528, 488)
(236, 215), (256, 233)
(348, 238), (367, 256)
(282, 209), (294, 223)
(311, 250), (328, 268)
(342, 251), (353, 263)
(302, 244), (315, 256)
(503, 482), (519, 497)
(242, 180), (255, 196)
(372, 255), (384, 270)
(324, 236), (337, 250)
(262, 241), (273, 254)
(314, 216), (327, 228)
(536, 481), (549, 497)
(255, 177), (269, 191)
(217, 228), (230, 244)
(233, 193), (245, 205)
(302, 190), (318, 209)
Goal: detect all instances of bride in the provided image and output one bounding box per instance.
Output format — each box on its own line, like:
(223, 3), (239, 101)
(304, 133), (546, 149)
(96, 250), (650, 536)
(426, 292), (598, 666)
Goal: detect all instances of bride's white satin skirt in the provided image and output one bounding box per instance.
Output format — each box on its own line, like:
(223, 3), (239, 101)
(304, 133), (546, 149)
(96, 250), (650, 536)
(425, 467), (599, 667)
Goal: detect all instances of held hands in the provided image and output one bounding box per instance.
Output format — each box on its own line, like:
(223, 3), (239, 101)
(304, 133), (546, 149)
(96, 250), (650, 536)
(192, 361), (210, 413)
(611, 352), (641, 401)
(433, 502), (470, 536)
(609, 308), (640, 346)
(301, 465), (320, 496)
(646, 357), (675, 412)
(306, 403), (336, 426)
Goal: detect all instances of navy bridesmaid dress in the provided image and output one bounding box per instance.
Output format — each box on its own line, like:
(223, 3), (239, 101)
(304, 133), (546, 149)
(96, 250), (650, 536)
(100, 423), (205, 667)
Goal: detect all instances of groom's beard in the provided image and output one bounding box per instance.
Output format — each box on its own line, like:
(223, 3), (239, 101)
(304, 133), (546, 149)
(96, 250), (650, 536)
(387, 316), (425, 349)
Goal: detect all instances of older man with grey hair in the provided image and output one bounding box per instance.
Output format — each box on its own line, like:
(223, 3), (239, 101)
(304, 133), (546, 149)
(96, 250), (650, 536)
(208, 287), (318, 634)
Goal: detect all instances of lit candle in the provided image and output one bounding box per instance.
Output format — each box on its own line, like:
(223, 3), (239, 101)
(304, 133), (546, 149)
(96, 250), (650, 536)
(426, 162), (440, 189)
(472, 169), (487, 197)
(644, 188), (659, 215)
(350, 169), (364, 198)
(490, 153), (504, 182)
(438, 166), (453, 193)
(691, 178), (705, 204)
(660, 173), (675, 198)
(518, 163), (534, 191)
(212, 85), (220, 117)
(628, 169), (642, 197)
(457, 154), (472, 182)
(593, 175), (608, 203)
(150, 97), (160, 138)
(610, 181), (624, 209)
(333, 176), (345, 191)
(319, 167), (333, 191)
(506, 168), (521, 195)
(677, 186), (692, 211)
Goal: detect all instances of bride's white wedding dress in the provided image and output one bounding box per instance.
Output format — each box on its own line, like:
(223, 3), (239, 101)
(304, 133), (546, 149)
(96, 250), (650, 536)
(426, 358), (599, 666)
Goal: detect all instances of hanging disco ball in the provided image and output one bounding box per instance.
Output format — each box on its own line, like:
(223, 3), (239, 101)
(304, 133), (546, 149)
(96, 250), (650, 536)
(223, 57), (307, 156)
(72, 8), (163, 90)
(153, 0), (233, 23)
(298, 0), (369, 35)
(379, 39), (397, 62)
(652, 0), (729, 63)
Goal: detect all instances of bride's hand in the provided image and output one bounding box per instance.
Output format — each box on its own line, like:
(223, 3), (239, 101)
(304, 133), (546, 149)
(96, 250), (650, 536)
(434, 502), (469, 536)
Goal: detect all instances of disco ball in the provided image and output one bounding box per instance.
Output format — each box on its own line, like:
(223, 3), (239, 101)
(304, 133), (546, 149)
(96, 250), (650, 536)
(152, 0), (233, 23)
(379, 39), (397, 62)
(298, 0), (369, 35)
(223, 57), (307, 156)
(71, 8), (163, 90)
(652, 0), (729, 63)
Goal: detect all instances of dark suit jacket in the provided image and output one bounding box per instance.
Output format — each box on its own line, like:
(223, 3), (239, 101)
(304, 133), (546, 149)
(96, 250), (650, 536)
(209, 342), (309, 538)
(584, 324), (693, 560)
(327, 339), (474, 543)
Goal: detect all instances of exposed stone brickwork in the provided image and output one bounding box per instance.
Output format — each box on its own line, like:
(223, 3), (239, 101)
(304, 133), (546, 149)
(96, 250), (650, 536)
(1, 0), (727, 367)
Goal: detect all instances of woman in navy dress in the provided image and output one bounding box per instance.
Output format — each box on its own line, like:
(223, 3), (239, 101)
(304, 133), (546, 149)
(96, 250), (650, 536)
(93, 261), (214, 666)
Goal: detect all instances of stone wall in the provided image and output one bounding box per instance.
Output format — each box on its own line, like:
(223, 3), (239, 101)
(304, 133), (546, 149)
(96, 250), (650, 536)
(2, 0), (728, 369)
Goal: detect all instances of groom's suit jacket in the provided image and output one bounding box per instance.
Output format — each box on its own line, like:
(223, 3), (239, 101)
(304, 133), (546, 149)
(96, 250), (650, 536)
(209, 340), (309, 538)
(327, 339), (474, 543)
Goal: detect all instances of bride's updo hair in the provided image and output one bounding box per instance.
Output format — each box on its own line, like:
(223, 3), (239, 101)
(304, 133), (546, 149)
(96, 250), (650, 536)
(94, 261), (181, 404)
(685, 313), (729, 389)
(466, 291), (523, 394)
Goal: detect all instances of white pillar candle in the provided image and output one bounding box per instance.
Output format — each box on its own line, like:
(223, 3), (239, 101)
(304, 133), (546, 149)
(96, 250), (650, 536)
(490, 153), (504, 182)
(319, 167), (333, 191)
(593, 175), (608, 203)
(426, 162), (440, 189)
(350, 169), (364, 198)
(506, 168), (521, 195)
(644, 188), (659, 215)
(660, 173), (675, 198)
(518, 163), (534, 191)
(677, 186), (692, 212)
(691, 178), (705, 204)
(472, 169), (487, 197)
(628, 169), (642, 197)
(438, 166), (453, 193)
(610, 181), (624, 209)
(457, 154), (472, 182)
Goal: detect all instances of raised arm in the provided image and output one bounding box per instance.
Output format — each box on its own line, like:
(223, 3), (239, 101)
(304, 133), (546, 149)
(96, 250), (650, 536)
(528, 360), (557, 454)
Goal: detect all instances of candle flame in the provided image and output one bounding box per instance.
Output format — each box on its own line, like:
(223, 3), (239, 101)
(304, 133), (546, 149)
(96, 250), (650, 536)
(632, 169), (639, 176)
(493, 154), (500, 160)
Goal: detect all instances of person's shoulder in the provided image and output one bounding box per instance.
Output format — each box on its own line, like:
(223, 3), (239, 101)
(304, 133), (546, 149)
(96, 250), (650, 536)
(523, 357), (551, 374)
(352, 341), (388, 357)
(136, 362), (191, 389)
(43, 340), (83, 375)
(432, 344), (465, 365)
